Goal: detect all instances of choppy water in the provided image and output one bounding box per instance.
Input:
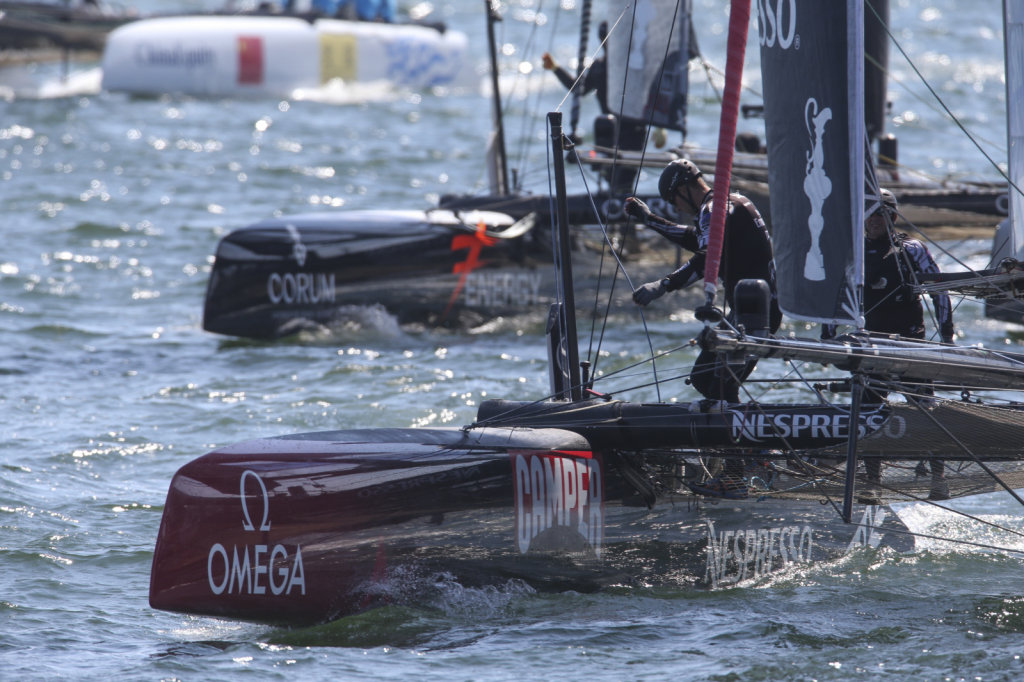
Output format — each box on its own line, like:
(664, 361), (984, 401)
(3, 0), (1024, 679)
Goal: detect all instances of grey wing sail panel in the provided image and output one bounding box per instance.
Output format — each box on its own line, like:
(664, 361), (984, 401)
(758, 0), (863, 325)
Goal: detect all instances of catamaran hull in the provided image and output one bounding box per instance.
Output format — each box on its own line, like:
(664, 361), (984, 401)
(101, 15), (471, 97)
(201, 208), (680, 338)
(149, 426), (912, 626)
(202, 208), (553, 338)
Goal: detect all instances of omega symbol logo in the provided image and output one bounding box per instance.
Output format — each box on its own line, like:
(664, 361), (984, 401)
(240, 469), (272, 532)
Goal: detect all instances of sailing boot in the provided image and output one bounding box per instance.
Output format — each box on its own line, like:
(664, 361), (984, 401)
(857, 459), (883, 504)
(928, 459), (950, 501)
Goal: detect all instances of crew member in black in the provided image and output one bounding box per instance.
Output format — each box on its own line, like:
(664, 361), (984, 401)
(826, 188), (954, 499)
(542, 22), (645, 193)
(542, 37), (610, 117)
(823, 189), (954, 360)
(625, 158), (782, 404)
(863, 189), (954, 343)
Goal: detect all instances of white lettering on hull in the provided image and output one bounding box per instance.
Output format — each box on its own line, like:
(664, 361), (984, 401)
(206, 469), (306, 597)
(464, 271), (543, 308)
(729, 410), (891, 443)
(705, 521), (814, 588)
(512, 451), (603, 557)
(266, 272), (336, 305)
(208, 542), (307, 596)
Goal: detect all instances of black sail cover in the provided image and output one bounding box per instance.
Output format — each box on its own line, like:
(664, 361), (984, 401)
(758, 0), (864, 325)
(604, 0), (691, 132)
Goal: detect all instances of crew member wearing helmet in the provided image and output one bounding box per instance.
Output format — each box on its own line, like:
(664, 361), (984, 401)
(542, 22), (646, 194)
(624, 158), (782, 405)
(845, 188), (954, 500)
(821, 189), (954, 344)
(863, 188), (954, 342)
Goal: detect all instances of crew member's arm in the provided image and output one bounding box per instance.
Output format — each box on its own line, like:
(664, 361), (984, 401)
(633, 254), (705, 305)
(542, 53), (583, 92)
(624, 197), (699, 250)
(907, 240), (954, 342)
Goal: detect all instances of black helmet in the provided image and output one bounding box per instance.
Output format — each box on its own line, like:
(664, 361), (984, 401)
(658, 159), (702, 201)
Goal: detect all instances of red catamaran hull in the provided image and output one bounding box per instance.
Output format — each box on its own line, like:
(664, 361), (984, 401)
(150, 424), (914, 625)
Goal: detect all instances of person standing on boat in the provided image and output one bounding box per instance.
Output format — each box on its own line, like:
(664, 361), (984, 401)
(541, 22), (645, 194)
(863, 188), (954, 344)
(541, 33), (610, 118)
(821, 189), (954, 349)
(624, 158), (782, 405)
(824, 188), (954, 499)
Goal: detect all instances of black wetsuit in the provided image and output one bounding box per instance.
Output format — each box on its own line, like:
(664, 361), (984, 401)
(863, 233), (953, 339)
(637, 190), (782, 402)
(861, 233), (953, 487)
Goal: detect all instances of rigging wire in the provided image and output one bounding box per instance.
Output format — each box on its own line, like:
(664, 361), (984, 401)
(512, 0), (561, 190)
(867, 0), (1023, 199)
(565, 146), (668, 401)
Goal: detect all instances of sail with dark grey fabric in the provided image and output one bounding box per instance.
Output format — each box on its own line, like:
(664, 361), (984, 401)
(758, 0), (864, 325)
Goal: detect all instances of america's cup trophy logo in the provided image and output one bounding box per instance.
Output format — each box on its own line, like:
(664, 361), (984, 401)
(803, 98), (832, 281)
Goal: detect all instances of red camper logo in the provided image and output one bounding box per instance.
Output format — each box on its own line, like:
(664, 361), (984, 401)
(511, 450), (604, 557)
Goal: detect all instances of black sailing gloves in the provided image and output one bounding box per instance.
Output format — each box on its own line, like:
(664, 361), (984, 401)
(627, 197), (664, 306)
(633, 280), (667, 305)
(624, 197), (653, 222)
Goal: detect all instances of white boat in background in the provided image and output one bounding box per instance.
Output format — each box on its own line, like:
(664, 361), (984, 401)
(100, 13), (472, 97)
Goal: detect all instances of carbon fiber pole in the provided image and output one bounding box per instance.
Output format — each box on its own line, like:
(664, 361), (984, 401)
(548, 111), (582, 400)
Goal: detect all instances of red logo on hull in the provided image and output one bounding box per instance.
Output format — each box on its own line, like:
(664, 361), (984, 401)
(238, 36), (264, 84)
(443, 221), (497, 319)
(511, 450), (603, 557)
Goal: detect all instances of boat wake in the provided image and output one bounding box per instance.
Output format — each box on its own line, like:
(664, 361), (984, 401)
(893, 496), (1024, 555)
(264, 568), (536, 648)
(37, 67), (102, 99)
(0, 65), (101, 101)
(276, 304), (406, 342)
(360, 565), (536, 618)
(291, 79), (407, 105)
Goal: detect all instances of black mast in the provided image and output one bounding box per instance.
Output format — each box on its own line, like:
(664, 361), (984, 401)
(485, 0), (511, 196)
(548, 112), (582, 400)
